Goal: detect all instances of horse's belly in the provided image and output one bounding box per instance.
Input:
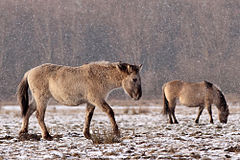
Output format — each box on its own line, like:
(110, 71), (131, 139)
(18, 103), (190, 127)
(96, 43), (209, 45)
(49, 78), (87, 106)
(53, 94), (86, 106)
(49, 86), (86, 106)
(179, 95), (203, 107)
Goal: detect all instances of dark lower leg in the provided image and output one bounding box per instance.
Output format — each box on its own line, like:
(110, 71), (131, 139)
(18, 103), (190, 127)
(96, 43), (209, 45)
(195, 106), (204, 123)
(172, 111), (178, 124)
(83, 104), (95, 139)
(168, 113), (173, 124)
(207, 106), (213, 124)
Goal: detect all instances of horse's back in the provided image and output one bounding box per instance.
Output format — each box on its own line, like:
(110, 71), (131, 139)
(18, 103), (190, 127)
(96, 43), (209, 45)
(26, 64), (87, 105)
(163, 80), (209, 107)
(25, 62), (119, 106)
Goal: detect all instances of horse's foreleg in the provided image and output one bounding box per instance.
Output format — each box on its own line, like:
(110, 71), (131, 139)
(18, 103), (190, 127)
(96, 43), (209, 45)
(96, 101), (120, 137)
(36, 102), (52, 140)
(207, 105), (213, 124)
(19, 100), (36, 135)
(83, 103), (95, 139)
(195, 106), (204, 123)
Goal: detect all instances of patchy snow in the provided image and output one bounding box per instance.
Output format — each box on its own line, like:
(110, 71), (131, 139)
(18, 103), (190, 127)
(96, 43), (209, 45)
(0, 105), (240, 159)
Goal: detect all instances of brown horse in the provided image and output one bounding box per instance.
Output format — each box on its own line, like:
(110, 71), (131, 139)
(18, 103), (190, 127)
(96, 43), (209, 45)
(17, 61), (142, 140)
(162, 80), (229, 124)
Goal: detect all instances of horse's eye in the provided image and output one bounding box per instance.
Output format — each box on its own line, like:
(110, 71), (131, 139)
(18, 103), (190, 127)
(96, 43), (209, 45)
(133, 78), (137, 82)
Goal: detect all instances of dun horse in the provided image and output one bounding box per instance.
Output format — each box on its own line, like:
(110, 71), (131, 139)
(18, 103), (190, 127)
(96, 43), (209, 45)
(162, 80), (229, 124)
(17, 61), (142, 140)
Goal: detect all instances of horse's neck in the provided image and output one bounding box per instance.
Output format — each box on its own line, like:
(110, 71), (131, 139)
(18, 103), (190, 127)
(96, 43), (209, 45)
(109, 69), (125, 89)
(100, 67), (124, 89)
(214, 90), (227, 111)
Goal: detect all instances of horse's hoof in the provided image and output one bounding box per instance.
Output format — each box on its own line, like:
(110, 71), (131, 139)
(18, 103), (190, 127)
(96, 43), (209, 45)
(114, 130), (121, 138)
(43, 134), (53, 141)
(83, 132), (92, 139)
(19, 130), (28, 136)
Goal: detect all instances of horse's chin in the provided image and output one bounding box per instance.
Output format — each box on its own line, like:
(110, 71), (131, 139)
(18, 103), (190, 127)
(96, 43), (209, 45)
(125, 90), (142, 101)
(132, 97), (139, 101)
(220, 120), (227, 124)
(131, 94), (141, 101)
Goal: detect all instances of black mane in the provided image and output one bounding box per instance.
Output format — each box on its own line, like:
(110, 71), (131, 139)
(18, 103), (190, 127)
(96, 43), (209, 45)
(218, 90), (227, 109)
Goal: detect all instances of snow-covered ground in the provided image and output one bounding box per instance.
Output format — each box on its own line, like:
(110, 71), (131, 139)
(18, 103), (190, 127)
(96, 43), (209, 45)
(0, 105), (239, 159)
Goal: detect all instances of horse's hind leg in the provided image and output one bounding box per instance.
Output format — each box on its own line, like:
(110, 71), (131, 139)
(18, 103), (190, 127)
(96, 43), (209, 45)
(171, 109), (178, 124)
(83, 103), (95, 139)
(35, 98), (52, 140)
(19, 99), (37, 135)
(168, 113), (174, 124)
(195, 106), (204, 123)
(169, 100), (178, 124)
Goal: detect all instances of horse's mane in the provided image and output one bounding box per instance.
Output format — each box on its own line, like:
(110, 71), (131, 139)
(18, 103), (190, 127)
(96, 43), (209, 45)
(204, 81), (213, 89)
(204, 81), (227, 110)
(89, 61), (111, 65)
(86, 61), (119, 67)
(217, 88), (227, 109)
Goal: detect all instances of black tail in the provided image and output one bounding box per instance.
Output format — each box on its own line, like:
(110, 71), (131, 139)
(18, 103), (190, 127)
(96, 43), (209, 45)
(162, 85), (169, 115)
(17, 74), (29, 117)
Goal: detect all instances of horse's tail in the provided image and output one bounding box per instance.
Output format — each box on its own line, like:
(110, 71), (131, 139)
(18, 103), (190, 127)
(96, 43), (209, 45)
(162, 84), (169, 115)
(17, 72), (29, 117)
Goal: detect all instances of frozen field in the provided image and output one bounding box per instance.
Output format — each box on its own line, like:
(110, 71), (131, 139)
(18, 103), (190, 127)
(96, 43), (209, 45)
(0, 104), (240, 159)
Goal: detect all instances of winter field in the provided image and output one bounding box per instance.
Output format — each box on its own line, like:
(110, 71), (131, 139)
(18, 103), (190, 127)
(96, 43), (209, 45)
(0, 104), (240, 159)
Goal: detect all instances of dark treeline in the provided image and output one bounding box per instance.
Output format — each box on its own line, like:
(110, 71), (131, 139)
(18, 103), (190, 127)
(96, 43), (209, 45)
(0, 0), (239, 102)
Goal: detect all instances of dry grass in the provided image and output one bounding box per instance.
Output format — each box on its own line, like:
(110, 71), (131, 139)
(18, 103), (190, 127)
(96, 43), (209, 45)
(90, 127), (121, 144)
(123, 107), (151, 115)
(225, 145), (240, 153)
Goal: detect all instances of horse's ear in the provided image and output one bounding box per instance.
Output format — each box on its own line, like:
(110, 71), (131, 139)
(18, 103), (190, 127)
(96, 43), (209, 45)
(139, 64), (143, 71)
(117, 63), (127, 72)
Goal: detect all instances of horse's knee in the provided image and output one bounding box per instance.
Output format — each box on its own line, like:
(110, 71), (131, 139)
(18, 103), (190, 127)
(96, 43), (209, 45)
(106, 107), (114, 116)
(36, 111), (41, 119)
(101, 104), (114, 116)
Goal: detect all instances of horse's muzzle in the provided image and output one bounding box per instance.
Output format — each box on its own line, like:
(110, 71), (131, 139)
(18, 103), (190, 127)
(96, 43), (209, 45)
(220, 120), (227, 124)
(132, 87), (142, 100)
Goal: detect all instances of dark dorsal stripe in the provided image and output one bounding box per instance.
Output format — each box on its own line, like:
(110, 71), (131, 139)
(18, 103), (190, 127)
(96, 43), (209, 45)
(204, 81), (213, 89)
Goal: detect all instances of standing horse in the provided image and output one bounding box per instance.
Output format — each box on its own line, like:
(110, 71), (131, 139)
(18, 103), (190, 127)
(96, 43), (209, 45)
(162, 80), (229, 124)
(17, 61), (142, 140)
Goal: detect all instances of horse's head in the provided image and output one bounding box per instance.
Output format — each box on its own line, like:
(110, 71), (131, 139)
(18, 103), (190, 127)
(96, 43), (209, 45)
(117, 62), (142, 100)
(219, 106), (229, 123)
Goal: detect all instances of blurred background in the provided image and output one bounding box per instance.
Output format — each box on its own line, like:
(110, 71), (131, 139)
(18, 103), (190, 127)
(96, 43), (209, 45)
(0, 0), (239, 103)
